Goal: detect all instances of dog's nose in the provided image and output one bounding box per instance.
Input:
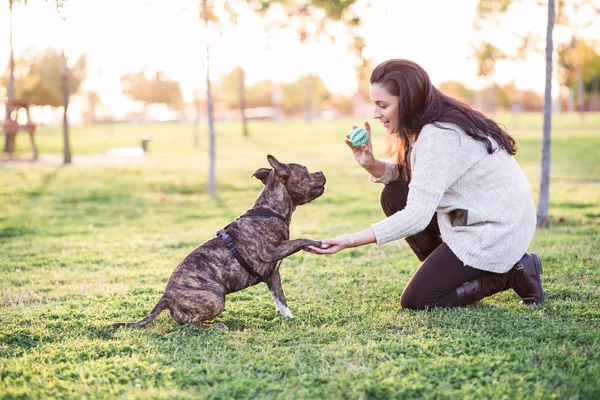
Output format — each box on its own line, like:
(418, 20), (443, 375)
(316, 171), (326, 183)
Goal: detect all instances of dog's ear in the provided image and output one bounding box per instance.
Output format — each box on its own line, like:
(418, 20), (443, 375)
(267, 155), (289, 180)
(251, 168), (271, 185)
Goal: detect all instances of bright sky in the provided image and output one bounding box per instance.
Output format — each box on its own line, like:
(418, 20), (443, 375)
(1, 0), (596, 105)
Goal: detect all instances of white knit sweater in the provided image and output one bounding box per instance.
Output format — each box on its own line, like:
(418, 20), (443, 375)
(371, 123), (537, 273)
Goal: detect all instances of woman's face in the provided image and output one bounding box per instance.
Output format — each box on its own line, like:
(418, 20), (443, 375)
(370, 82), (399, 134)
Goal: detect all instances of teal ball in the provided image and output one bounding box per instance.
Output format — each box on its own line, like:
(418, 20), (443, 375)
(349, 128), (369, 147)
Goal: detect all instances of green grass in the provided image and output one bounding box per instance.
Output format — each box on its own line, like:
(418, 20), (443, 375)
(1, 113), (599, 399)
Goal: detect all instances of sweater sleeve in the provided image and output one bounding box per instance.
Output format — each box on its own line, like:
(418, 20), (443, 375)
(371, 124), (485, 246)
(369, 159), (400, 184)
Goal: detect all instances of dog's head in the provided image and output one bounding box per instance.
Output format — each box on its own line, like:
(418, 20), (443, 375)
(252, 155), (326, 205)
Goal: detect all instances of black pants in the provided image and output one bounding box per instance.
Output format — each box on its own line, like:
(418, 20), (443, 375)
(380, 181), (493, 309)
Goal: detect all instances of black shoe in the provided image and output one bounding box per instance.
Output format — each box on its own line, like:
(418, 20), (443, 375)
(512, 253), (545, 304)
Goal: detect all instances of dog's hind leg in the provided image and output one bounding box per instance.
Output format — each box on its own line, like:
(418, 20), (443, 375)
(112, 297), (169, 329)
(174, 290), (227, 330)
(195, 321), (229, 330)
(266, 263), (293, 318)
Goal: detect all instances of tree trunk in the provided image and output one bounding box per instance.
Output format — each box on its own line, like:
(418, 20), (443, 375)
(238, 66), (248, 137)
(537, 0), (555, 229)
(193, 98), (200, 148)
(554, 87), (561, 114)
(4, 0), (16, 153)
(203, 0), (216, 196)
(60, 48), (72, 164)
(575, 38), (585, 119)
(475, 89), (483, 111)
(568, 87), (575, 112)
(271, 82), (283, 122)
(490, 76), (498, 113)
(591, 76), (599, 112)
(304, 73), (313, 122)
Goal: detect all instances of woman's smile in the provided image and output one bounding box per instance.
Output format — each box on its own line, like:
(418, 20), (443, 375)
(370, 82), (399, 134)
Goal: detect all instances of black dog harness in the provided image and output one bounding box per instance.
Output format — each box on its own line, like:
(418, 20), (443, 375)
(217, 209), (288, 283)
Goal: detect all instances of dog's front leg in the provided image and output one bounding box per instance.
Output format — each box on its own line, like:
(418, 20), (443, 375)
(261, 239), (322, 263)
(266, 262), (293, 318)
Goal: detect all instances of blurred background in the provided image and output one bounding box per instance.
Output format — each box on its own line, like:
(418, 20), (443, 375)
(3, 4), (600, 397)
(2, 0), (599, 128)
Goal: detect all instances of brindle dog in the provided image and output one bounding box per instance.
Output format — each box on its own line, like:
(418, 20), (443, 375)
(112, 155), (326, 330)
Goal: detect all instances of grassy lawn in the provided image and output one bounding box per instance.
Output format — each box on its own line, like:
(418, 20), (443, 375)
(1, 113), (599, 399)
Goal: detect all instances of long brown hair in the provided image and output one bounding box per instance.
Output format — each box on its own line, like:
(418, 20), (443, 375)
(370, 59), (517, 168)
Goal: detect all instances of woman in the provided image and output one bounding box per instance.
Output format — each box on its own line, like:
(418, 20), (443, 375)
(308, 59), (544, 309)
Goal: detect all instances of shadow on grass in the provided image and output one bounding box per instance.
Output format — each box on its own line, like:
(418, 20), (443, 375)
(1, 166), (63, 239)
(554, 202), (595, 209)
(0, 224), (38, 238)
(0, 329), (57, 358)
(27, 166), (63, 198)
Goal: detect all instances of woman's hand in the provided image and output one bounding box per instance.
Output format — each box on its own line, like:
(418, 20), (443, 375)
(346, 121), (375, 168)
(307, 234), (355, 255)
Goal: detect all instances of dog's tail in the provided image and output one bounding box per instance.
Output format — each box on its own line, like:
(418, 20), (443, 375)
(112, 297), (169, 329)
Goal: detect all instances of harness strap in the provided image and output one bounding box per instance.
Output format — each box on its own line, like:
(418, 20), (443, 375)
(217, 229), (266, 283)
(241, 209), (288, 225)
(217, 209), (288, 284)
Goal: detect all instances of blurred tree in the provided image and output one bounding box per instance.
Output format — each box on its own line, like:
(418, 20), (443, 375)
(585, 51), (600, 110)
(3, 47), (86, 107)
(242, 80), (273, 108)
(521, 90), (544, 111)
(191, 88), (205, 148)
(54, 0), (72, 164)
(558, 39), (600, 111)
(214, 66), (250, 111)
(475, 0), (512, 16)
(475, 0), (599, 115)
(215, 72), (330, 116)
(475, 0), (558, 227)
(281, 74), (330, 115)
(554, 0), (598, 116)
(470, 42), (506, 110)
(325, 92), (352, 115)
(3, 0), (25, 153)
(82, 90), (101, 123)
(472, 42), (505, 78)
(438, 80), (476, 105)
(258, 0), (360, 121)
(500, 82), (544, 111)
(220, 1), (249, 136)
(538, 0), (556, 229)
(201, 0), (217, 196)
(349, 34), (374, 104)
(120, 70), (184, 116)
(194, 0), (270, 192)
(238, 66), (248, 134)
(3, 0), (77, 163)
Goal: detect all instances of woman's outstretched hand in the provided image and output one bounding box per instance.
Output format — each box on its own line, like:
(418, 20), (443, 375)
(346, 121), (375, 168)
(307, 234), (355, 255)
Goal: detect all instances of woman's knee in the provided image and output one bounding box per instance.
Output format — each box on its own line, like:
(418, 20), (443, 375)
(380, 180), (409, 217)
(400, 288), (428, 310)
